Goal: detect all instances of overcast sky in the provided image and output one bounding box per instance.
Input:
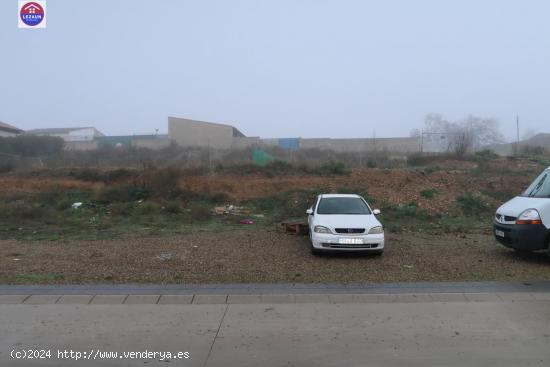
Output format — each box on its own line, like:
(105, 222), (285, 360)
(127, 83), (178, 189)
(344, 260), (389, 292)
(1, 0), (549, 140)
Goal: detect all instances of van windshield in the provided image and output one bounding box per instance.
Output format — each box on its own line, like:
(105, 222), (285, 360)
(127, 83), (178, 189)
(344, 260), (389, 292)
(522, 170), (550, 198)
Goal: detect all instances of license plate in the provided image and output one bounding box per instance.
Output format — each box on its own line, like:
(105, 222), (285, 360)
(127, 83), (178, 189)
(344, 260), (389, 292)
(495, 230), (505, 238)
(338, 238), (364, 245)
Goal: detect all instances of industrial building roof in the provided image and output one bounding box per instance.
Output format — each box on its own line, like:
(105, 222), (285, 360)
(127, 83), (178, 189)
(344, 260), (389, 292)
(0, 121), (24, 133)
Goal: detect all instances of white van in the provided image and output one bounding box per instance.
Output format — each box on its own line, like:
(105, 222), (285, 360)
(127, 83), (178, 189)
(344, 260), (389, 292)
(493, 166), (550, 256)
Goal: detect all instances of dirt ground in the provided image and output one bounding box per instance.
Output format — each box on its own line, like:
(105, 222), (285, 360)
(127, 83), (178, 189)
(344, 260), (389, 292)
(1, 229), (549, 284)
(181, 164), (538, 213)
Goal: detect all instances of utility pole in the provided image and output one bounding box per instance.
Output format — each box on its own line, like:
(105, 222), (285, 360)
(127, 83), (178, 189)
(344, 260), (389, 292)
(516, 115), (520, 155)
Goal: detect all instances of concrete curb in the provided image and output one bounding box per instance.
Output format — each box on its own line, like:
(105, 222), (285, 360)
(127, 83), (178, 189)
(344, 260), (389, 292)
(2, 280), (550, 295)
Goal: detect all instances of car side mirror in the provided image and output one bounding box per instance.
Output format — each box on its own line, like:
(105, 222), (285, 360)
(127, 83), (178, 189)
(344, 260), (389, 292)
(373, 209), (381, 215)
(306, 208), (314, 215)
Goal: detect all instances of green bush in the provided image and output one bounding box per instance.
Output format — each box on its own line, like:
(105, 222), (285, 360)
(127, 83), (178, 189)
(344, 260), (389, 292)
(473, 149), (498, 161)
(456, 193), (489, 213)
(393, 202), (421, 217)
(420, 188), (439, 199)
(163, 201), (181, 214)
(135, 202), (160, 215)
(313, 161), (349, 176)
(188, 202), (211, 222)
(251, 188), (326, 222)
(96, 185), (151, 203)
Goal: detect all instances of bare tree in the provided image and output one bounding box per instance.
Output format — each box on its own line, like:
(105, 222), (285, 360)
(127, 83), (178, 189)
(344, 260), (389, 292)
(421, 114), (504, 156)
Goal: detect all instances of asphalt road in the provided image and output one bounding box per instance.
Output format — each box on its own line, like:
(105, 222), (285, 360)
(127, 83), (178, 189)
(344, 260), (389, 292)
(1, 297), (549, 366)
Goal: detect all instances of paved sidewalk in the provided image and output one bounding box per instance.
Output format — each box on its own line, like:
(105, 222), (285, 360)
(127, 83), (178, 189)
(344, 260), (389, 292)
(2, 291), (550, 304)
(1, 299), (549, 366)
(2, 281), (550, 304)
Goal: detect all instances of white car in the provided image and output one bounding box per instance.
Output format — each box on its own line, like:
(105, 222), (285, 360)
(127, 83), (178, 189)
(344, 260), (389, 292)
(306, 194), (384, 254)
(493, 166), (550, 256)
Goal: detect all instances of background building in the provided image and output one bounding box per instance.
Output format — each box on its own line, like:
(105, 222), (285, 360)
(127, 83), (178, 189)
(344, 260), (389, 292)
(168, 117), (253, 149)
(0, 121), (23, 137)
(24, 127), (104, 142)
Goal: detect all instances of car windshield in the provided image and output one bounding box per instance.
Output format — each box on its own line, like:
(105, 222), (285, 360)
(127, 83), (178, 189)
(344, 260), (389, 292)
(522, 170), (550, 198)
(316, 197), (371, 215)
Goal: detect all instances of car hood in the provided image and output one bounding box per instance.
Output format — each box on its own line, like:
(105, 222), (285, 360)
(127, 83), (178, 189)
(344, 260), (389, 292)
(497, 196), (550, 217)
(314, 214), (381, 230)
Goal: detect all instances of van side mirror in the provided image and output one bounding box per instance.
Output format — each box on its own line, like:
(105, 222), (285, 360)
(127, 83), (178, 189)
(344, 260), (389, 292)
(306, 208), (314, 215)
(373, 209), (381, 215)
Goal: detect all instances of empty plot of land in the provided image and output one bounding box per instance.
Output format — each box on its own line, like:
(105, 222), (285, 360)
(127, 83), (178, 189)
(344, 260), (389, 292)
(1, 230), (549, 284)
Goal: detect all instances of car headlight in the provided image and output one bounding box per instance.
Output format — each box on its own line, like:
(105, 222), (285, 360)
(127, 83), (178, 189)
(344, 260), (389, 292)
(516, 209), (542, 225)
(313, 225), (332, 234)
(368, 226), (384, 234)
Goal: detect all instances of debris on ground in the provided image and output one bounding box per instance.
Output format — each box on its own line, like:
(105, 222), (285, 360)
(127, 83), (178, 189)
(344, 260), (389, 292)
(155, 253), (174, 261)
(239, 219), (255, 225)
(213, 205), (252, 216)
(71, 202), (83, 209)
(280, 220), (309, 235)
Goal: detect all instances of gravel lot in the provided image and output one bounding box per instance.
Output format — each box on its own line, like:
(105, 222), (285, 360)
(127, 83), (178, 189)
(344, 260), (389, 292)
(1, 229), (549, 284)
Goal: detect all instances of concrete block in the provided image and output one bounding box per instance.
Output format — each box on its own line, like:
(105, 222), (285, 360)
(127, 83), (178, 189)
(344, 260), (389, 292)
(24, 295), (61, 304)
(158, 295), (194, 304)
(57, 295), (94, 304)
(192, 294), (227, 304)
(0, 295), (29, 304)
(227, 294), (263, 304)
(90, 295), (128, 304)
(124, 295), (160, 304)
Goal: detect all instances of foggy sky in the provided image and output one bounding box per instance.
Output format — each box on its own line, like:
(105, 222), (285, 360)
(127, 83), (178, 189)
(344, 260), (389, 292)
(1, 0), (549, 140)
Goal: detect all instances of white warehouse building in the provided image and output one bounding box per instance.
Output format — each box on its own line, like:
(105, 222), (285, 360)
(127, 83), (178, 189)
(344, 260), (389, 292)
(23, 127), (104, 142)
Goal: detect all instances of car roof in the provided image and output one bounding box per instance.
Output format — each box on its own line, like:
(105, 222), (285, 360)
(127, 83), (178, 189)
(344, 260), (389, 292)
(319, 194), (362, 198)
